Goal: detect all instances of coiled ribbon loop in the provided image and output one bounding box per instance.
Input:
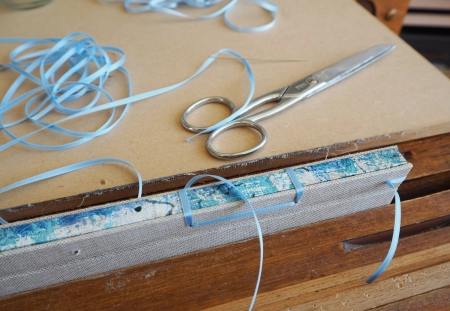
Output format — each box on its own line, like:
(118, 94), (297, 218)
(0, 33), (256, 151)
(0, 32), (132, 150)
(104, 0), (278, 32)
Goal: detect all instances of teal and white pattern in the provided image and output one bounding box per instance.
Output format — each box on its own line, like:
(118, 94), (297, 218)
(0, 147), (406, 252)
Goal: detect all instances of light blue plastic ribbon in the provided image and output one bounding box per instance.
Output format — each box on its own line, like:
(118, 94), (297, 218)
(180, 172), (406, 289)
(0, 158), (143, 197)
(178, 168), (303, 227)
(366, 176), (406, 284)
(0, 33), (255, 151)
(178, 174), (264, 310)
(0, 158), (143, 225)
(285, 167), (304, 203)
(104, 0), (278, 32)
(0, 33), (131, 150)
(178, 169), (303, 310)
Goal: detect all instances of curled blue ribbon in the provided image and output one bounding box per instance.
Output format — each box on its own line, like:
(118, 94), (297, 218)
(0, 32), (132, 150)
(366, 176), (406, 283)
(0, 33), (256, 151)
(178, 170), (303, 309)
(179, 174), (264, 310)
(0, 158), (143, 224)
(104, 0), (278, 32)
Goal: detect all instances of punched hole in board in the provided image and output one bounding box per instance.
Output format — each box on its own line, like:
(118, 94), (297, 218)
(134, 206), (142, 212)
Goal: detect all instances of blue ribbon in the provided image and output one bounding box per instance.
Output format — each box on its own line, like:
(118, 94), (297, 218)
(0, 158), (143, 197)
(104, 0), (278, 32)
(0, 158), (143, 225)
(0, 33), (256, 151)
(180, 172), (407, 295)
(366, 176), (406, 283)
(178, 174), (264, 310)
(285, 167), (304, 203)
(178, 169), (303, 309)
(178, 168), (303, 227)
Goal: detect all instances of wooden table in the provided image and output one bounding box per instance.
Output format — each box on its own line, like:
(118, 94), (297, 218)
(1, 132), (449, 311)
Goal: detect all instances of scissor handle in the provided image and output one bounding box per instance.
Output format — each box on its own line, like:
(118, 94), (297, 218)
(181, 96), (236, 133)
(206, 120), (267, 159)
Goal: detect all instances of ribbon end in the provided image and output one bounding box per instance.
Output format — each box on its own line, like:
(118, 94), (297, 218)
(186, 132), (201, 142)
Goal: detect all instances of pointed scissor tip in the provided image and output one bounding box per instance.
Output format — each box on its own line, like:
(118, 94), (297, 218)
(368, 44), (396, 59)
(378, 43), (396, 53)
(385, 43), (396, 50)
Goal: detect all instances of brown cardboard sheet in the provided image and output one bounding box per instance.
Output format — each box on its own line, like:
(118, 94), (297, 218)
(0, 0), (449, 212)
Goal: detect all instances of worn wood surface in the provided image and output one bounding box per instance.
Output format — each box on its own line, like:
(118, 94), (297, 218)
(1, 191), (449, 310)
(396, 133), (450, 200)
(207, 232), (450, 311)
(1, 133), (449, 310)
(375, 285), (450, 311)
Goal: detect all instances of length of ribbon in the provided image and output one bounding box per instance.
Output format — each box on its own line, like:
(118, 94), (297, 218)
(0, 32), (255, 151)
(178, 168), (303, 227)
(0, 158), (143, 224)
(179, 172), (406, 294)
(366, 176), (406, 284)
(178, 174), (268, 311)
(104, 0), (278, 32)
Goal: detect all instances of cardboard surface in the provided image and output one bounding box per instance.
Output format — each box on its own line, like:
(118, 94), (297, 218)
(0, 0), (449, 210)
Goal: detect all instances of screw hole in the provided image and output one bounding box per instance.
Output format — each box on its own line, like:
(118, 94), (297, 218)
(134, 206), (142, 212)
(73, 249), (81, 256)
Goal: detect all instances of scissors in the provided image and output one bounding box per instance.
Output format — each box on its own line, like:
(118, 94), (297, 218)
(181, 44), (395, 159)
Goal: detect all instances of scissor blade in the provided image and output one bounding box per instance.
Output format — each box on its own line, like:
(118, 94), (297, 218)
(316, 44), (395, 85)
(285, 44), (395, 97)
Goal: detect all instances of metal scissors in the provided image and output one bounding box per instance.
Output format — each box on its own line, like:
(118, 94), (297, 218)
(181, 44), (395, 159)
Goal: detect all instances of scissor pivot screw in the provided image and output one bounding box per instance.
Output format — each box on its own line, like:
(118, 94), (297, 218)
(306, 77), (318, 84)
